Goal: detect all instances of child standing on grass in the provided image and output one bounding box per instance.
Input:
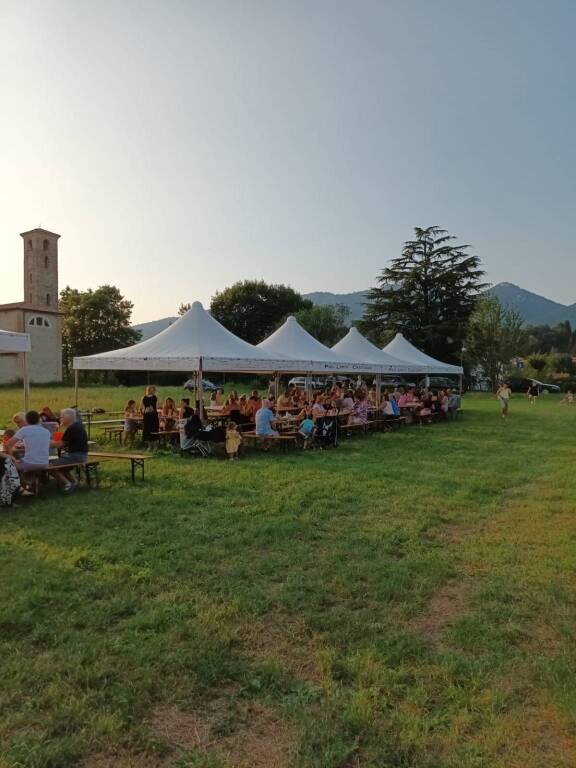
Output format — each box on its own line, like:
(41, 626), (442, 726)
(226, 421), (242, 461)
(496, 383), (512, 419)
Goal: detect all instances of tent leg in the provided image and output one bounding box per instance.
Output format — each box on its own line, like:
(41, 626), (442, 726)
(375, 374), (381, 409)
(74, 369), (79, 407)
(459, 374), (463, 395)
(22, 352), (30, 411)
(274, 372), (279, 401)
(198, 361), (204, 421)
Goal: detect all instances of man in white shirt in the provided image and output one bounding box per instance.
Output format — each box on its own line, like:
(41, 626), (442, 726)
(7, 410), (50, 471)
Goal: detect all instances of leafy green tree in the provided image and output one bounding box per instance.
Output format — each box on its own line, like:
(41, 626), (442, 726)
(178, 302), (192, 316)
(359, 226), (486, 362)
(553, 353), (574, 375)
(210, 280), (312, 344)
(528, 355), (548, 374)
(294, 304), (350, 346)
(466, 296), (527, 389)
(60, 285), (141, 375)
(528, 321), (574, 354)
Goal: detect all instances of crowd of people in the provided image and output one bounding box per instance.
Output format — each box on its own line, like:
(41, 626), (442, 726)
(1, 406), (89, 505)
(0, 380), (461, 504)
(120, 380), (463, 454)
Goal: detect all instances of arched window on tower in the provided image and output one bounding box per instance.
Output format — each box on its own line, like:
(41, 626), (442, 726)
(28, 239), (32, 250)
(46, 293), (51, 306)
(44, 254), (49, 268)
(43, 239), (49, 251)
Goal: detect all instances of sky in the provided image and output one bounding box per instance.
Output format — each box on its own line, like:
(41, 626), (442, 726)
(1, 0), (575, 323)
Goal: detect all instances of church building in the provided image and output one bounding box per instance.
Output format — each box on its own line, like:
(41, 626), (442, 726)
(0, 228), (63, 383)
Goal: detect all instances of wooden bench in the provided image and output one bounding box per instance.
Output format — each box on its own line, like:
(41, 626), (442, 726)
(103, 426), (124, 443)
(89, 452), (152, 482)
(242, 432), (299, 452)
(151, 430), (180, 447)
(21, 460), (101, 495)
(340, 421), (369, 437)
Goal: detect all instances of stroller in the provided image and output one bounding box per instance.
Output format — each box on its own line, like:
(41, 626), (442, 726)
(180, 417), (226, 458)
(314, 415), (339, 449)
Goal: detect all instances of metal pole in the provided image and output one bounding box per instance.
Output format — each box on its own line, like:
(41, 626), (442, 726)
(375, 373), (381, 409)
(74, 369), (79, 407)
(22, 352), (30, 411)
(198, 359), (204, 422)
(274, 372), (280, 401)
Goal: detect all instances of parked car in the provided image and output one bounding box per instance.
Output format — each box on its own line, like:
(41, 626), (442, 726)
(183, 378), (217, 391)
(508, 377), (560, 394)
(380, 376), (416, 389)
(417, 376), (460, 390)
(288, 376), (324, 390)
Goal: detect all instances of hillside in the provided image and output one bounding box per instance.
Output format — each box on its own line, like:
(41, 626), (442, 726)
(133, 283), (576, 340)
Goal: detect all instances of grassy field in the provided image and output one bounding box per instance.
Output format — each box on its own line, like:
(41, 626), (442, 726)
(1, 389), (576, 768)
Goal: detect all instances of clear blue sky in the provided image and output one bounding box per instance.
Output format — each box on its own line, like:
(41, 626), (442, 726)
(1, 0), (575, 322)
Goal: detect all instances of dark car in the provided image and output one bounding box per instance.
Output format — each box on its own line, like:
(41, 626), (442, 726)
(417, 376), (460, 390)
(508, 377), (560, 394)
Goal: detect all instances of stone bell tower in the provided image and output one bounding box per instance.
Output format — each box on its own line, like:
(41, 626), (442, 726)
(21, 228), (60, 309)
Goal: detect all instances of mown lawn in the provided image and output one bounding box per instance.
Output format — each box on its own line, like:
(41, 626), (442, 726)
(1, 390), (576, 768)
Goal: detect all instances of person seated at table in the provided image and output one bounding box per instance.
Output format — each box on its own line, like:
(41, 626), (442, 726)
(277, 389), (293, 410)
(341, 390), (354, 411)
(225, 421), (242, 461)
(13, 412), (27, 430)
(6, 410), (50, 473)
(397, 390), (411, 407)
(2, 429), (15, 450)
(298, 410), (315, 449)
(222, 391), (242, 421)
(439, 390), (450, 417)
(245, 390), (262, 419)
(49, 408), (89, 492)
(159, 398), (178, 432)
(123, 399), (140, 444)
(268, 395), (277, 412)
(420, 397), (433, 420)
(311, 395), (326, 419)
(179, 398), (194, 420)
(255, 399), (278, 437)
(39, 406), (59, 424)
(351, 392), (369, 424)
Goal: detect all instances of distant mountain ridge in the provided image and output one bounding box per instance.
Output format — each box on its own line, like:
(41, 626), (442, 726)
(133, 283), (576, 340)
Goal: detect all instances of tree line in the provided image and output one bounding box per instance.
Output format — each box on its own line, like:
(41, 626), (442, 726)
(59, 225), (574, 388)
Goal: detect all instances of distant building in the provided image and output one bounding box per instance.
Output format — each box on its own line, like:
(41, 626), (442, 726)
(0, 228), (63, 383)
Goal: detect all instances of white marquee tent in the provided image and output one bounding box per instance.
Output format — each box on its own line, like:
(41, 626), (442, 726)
(0, 329), (31, 408)
(332, 327), (420, 373)
(73, 301), (305, 375)
(257, 316), (376, 373)
(383, 333), (463, 375)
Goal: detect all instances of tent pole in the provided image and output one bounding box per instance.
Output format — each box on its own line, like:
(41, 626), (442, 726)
(22, 352), (30, 411)
(376, 373), (381, 409)
(74, 369), (79, 407)
(274, 372), (279, 402)
(198, 359), (204, 421)
(459, 373), (463, 395)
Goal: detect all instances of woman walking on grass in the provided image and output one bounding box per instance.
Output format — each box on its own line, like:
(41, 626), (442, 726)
(496, 383), (512, 419)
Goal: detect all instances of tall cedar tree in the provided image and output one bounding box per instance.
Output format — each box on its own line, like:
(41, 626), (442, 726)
(60, 285), (141, 375)
(359, 226), (487, 362)
(210, 280), (312, 344)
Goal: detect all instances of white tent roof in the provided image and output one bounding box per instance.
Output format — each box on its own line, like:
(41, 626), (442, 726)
(332, 327), (420, 373)
(258, 316), (376, 373)
(0, 329), (31, 353)
(383, 333), (463, 375)
(73, 301), (306, 373)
